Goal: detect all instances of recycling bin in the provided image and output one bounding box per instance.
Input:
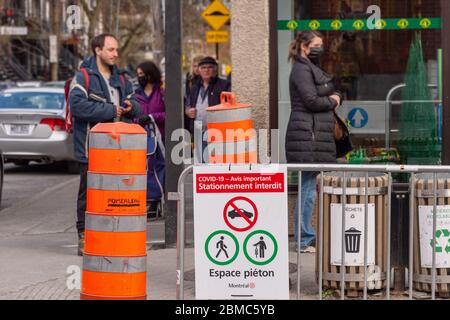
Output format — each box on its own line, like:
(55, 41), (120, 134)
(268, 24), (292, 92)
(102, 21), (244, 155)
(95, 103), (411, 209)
(315, 172), (389, 296)
(413, 173), (450, 298)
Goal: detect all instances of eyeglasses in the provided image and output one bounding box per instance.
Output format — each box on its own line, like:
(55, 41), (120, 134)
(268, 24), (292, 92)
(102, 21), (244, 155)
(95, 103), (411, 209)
(200, 65), (215, 70)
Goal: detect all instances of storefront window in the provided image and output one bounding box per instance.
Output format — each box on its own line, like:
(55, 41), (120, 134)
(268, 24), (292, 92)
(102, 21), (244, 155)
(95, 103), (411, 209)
(279, 0), (442, 166)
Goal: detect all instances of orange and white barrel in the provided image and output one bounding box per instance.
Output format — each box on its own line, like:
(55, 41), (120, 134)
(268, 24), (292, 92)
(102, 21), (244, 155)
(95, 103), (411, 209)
(206, 92), (257, 164)
(81, 122), (148, 300)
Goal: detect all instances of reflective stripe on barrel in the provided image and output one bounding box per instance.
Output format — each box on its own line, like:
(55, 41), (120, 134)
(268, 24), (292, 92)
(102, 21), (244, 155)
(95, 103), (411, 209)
(84, 214), (147, 256)
(81, 256), (146, 299)
(88, 174), (147, 190)
(83, 255), (146, 273)
(87, 173), (147, 214)
(89, 133), (147, 150)
(207, 107), (252, 124)
(86, 214), (147, 232)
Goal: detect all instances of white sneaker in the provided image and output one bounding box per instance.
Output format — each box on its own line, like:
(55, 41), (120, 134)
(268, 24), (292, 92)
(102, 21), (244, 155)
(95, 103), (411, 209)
(300, 246), (316, 253)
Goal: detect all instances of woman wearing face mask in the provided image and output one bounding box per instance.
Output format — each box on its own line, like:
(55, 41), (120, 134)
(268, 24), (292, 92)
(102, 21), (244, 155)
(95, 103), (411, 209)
(135, 61), (166, 220)
(286, 31), (342, 253)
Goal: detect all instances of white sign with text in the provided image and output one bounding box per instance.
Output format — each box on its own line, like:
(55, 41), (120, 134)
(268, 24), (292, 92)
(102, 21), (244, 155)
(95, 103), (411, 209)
(330, 203), (375, 266)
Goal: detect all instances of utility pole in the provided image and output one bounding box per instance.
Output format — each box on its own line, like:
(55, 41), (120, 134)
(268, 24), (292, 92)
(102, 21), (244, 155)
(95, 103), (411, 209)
(164, 0), (183, 247)
(50, 0), (61, 81)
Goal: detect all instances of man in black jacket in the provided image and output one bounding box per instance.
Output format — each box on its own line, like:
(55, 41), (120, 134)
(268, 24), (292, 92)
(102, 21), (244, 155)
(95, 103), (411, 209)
(185, 56), (231, 162)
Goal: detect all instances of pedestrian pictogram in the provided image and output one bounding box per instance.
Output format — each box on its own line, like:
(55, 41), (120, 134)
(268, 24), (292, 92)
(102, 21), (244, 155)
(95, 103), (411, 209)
(253, 236), (267, 258)
(216, 236), (229, 258)
(223, 196), (258, 232)
(243, 230), (278, 266)
(201, 0), (230, 31)
(205, 230), (239, 266)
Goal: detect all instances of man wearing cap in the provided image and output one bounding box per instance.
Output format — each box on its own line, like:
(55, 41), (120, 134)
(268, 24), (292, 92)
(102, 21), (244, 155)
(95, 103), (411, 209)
(185, 56), (231, 162)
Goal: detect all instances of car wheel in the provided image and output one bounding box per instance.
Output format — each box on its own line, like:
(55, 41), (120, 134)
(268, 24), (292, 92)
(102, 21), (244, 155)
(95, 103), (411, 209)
(66, 161), (80, 174)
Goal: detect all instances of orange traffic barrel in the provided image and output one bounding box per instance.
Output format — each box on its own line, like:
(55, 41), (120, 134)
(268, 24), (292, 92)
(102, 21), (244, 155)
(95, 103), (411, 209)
(81, 122), (148, 300)
(206, 92), (257, 163)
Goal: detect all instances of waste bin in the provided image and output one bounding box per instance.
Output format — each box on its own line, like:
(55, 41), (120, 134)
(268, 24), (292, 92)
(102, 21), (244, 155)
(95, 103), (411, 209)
(345, 228), (362, 253)
(315, 172), (389, 296)
(414, 173), (450, 298)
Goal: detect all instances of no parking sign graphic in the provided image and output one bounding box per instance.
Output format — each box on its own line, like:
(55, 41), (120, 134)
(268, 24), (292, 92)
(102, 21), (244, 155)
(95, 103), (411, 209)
(194, 165), (289, 299)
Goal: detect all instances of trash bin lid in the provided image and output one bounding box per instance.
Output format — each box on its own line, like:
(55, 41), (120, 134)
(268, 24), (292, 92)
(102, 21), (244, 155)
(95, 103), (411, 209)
(345, 227), (362, 235)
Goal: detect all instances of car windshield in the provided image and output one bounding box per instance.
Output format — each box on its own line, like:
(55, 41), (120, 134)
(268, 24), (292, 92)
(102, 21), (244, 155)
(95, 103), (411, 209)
(0, 92), (64, 110)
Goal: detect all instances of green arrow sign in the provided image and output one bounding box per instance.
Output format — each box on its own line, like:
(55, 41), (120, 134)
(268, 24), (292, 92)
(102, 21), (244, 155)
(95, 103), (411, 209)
(279, 17), (441, 31)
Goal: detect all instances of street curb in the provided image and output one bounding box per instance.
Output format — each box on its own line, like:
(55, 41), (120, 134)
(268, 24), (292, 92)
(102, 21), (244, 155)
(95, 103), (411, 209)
(0, 177), (79, 217)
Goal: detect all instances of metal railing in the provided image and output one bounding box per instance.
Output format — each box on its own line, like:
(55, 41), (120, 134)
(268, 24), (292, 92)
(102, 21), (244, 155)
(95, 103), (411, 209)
(174, 164), (450, 300)
(385, 83), (441, 149)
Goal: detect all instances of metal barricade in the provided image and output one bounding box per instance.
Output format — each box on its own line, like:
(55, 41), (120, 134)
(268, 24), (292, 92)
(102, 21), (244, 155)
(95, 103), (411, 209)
(385, 83), (441, 149)
(174, 164), (450, 300)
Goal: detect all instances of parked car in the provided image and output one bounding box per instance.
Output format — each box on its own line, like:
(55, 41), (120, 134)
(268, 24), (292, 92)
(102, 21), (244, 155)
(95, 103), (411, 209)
(0, 82), (15, 91)
(0, 87), (78, 173)
(15, 81), (42, 88)
(46, 81), (66, 88)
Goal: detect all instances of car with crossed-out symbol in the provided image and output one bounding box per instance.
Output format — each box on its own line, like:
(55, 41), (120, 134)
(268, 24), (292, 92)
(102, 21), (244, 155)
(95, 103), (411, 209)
(228, 208), (254, 219)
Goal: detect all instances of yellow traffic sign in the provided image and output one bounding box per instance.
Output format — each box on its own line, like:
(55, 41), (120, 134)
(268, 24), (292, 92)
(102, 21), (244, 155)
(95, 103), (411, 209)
(206, 30), (229, 44)
(201, 0), (230, 31)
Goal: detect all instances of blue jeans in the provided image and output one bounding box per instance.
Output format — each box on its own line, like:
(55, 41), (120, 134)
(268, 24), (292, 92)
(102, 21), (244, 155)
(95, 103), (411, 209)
(294, 171), (318, 248)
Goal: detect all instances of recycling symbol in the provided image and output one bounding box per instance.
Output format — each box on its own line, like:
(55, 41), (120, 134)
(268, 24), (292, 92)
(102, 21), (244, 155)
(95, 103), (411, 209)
(331, 20), (342, 30)
(353, 20), (365, 30)
(287, 20), (298, 30)
(309, 20), (320, 30)
(420, 18), (431, 29)
(430, 229), (450, 253)
(397, 19), (409, 29)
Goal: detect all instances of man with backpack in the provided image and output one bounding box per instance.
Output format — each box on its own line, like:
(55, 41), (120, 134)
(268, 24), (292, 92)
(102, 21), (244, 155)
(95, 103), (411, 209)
(68, 33), (141, 256)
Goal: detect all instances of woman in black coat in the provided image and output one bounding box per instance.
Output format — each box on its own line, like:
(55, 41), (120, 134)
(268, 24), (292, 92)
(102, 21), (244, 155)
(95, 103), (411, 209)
(286, 30), (342, 252)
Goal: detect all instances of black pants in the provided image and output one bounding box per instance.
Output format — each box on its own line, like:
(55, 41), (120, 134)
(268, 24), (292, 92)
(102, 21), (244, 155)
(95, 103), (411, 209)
(76, 163), (88, 235)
